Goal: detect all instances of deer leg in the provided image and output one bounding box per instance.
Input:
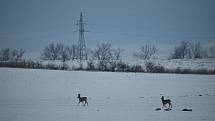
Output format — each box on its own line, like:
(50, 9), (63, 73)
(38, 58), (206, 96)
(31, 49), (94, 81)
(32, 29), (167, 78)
(82, 101), (84, 105)
(168, 103), (171, 109)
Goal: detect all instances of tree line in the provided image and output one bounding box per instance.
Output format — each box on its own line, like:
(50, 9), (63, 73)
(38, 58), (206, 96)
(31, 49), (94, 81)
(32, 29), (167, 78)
(0, 40), (215, 74)
(0, 48), (25, 61)
(170, 40), (212, 59)
(1, 40), (214, 63)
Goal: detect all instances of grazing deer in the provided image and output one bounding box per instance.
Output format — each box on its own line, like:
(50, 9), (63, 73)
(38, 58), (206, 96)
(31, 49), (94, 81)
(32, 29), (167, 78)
(161, 96), (172, 109)
(77, 94), (88, 106)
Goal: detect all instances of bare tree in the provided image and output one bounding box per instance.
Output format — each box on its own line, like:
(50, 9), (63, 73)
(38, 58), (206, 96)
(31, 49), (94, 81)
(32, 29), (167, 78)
(41, 43), (83, 62)
(60, 47), (70, 62)
(112, 48), (124, 60)
(92, 43), (113, 60)
(0, 48), (25, 61)
(0, 48), (10, 61)
(11, 49), (25, 61)
(41, 43), (56, 60)
(170, 40), (191, 59)
(91, 43), (113, 70)
(190, 41), (208, 59)
(190, 42), (201, 59)
(209, 44), (215, 58)
(134, 44), (158, 60)
(71, 44), (79, 60)
(41, 43), (64, 60)
(55, 43), (64, 59)
(62, 44), (79, 60)
(170, 40), (209, 59)
(178, 40), (191, 59)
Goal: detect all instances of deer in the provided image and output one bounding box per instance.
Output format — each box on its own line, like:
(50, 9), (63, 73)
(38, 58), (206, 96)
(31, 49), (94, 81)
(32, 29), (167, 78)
(161, 96), (172, 109)
(77, 94), (88, 106)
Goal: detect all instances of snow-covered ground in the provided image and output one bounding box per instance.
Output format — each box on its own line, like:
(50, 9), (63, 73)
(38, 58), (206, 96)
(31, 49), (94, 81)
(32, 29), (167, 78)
(0, 68), (215, 121)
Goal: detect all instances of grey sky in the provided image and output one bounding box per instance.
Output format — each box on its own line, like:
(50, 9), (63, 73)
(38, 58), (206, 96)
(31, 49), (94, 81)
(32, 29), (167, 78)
(0, 0), (215, 59)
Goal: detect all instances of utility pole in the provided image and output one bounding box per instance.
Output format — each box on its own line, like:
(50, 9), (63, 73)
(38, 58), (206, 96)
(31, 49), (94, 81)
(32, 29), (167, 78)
(76, 12), (87, 69)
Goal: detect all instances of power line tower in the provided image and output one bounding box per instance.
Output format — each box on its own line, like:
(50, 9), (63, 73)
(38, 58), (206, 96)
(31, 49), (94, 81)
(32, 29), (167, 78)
(76, 12), (88, 68)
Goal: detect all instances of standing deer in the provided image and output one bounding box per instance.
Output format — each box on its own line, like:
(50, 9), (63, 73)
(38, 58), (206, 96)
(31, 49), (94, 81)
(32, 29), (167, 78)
(161, 96), (172, 109)
(77, 94), (88, 106)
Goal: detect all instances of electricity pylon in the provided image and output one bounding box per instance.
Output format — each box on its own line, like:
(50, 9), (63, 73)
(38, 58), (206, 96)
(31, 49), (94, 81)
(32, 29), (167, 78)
(76, 12), (88, 68)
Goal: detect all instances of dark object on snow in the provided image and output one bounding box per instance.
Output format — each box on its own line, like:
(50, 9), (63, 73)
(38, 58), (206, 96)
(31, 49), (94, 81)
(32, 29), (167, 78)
(77, 94), (88, 106)
(182, 109), (192, 111)
(155, 108), (161, 111)
(198, 94), (202, 96)
(164, 108), (172, 111)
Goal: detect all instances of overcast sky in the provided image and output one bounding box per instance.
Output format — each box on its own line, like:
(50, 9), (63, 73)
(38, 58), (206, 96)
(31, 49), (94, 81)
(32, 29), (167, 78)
(0, 0), (215, 59)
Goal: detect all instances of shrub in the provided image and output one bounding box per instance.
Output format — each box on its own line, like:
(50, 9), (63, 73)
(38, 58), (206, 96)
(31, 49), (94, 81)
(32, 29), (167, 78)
(109, 61), (117, 72)
(87, 60), (95, 71)
(152, 64), (165, 73)
(145, 61), (165, 73)
(128, 65), (144, 72)
(116, 61), (129, 72)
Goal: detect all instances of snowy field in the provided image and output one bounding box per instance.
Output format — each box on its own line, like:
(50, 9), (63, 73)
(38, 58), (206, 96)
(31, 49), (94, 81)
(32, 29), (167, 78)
(0, 68), (215, 121)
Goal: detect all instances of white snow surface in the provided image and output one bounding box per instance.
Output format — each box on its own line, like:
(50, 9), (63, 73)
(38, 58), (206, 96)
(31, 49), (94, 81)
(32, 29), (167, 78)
(0, 68), (215, 121)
